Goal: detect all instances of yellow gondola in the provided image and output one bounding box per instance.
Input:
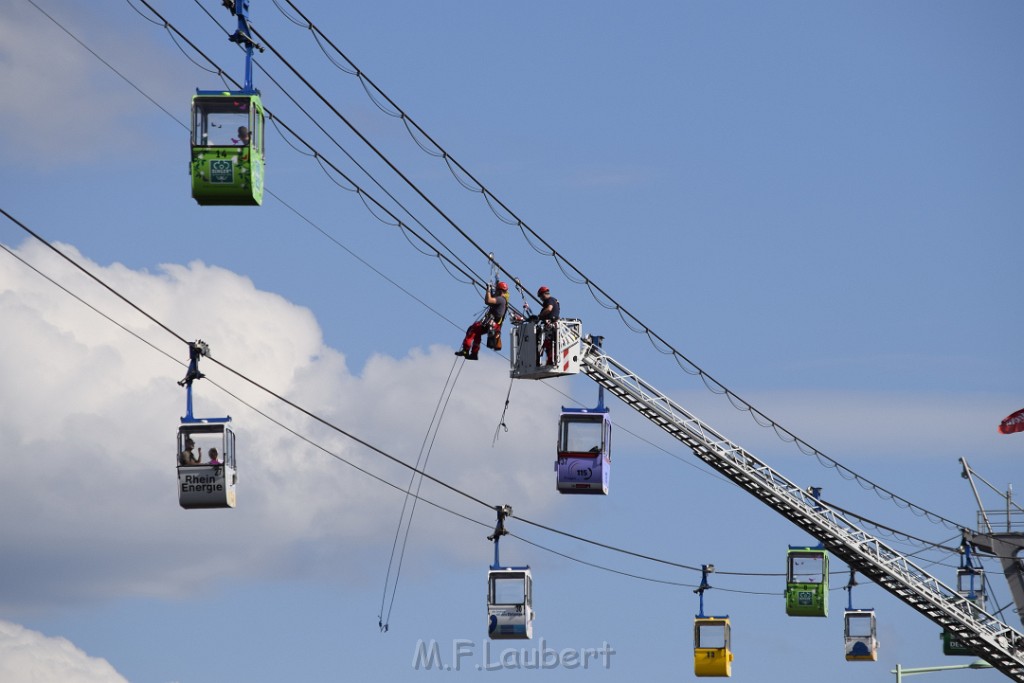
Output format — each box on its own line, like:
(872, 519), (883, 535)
(695, 616), (733, 677)
(693, 564), (733, 677)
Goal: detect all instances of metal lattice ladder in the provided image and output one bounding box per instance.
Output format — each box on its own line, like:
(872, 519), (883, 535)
(578, 340), (1024, 680)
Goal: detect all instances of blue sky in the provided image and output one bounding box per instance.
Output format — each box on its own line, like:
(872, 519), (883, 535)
(0, 1), (1021, 681)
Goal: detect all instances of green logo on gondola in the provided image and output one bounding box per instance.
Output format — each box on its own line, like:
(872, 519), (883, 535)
(210, 159), (233, 184)
(798, 591), (813, 605)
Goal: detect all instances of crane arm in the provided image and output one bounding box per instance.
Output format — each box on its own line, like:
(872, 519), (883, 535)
(578, 339), (1024, 680)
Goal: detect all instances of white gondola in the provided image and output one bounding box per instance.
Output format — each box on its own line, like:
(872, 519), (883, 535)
(486, 505), (534, 639)
(841, 570), (878, 661)
(844, 608), (878, 661)
(509, 318), (583, 380)
(176, 340), (236, 510)
(177, 420), (237, 509)
(487, 566), (534, 640)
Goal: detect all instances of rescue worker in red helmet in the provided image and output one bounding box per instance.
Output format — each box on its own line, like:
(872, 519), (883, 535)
(535, 286), (560, 365)
(456, 281), (510, 360)
(536, 286), (559, 321)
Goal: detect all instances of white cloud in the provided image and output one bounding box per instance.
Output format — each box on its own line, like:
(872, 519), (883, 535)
(4, 236), (1008, 622)
(0, 239), (565, 612)
(0, 620), (129, 683)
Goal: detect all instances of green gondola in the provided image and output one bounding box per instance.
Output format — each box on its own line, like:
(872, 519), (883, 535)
(785, 545), (829, 617)
(191, 92), (264, 206)
(189, 0), (265, 206)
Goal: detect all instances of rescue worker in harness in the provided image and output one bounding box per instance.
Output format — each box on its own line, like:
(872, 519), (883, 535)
(535, 285), (560, 366)
(455, 281), (510, 360)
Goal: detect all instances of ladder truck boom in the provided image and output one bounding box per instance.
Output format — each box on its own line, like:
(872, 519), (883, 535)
(577, 338), (1024, 680)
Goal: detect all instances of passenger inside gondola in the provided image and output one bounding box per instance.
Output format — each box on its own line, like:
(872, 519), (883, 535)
(179, 437), (200, 466)
(192, 99), (251, 147)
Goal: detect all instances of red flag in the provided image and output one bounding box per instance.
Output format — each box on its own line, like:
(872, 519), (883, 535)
(999, 408), (1024, 435)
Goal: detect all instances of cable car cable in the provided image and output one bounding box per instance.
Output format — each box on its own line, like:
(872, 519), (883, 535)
(130, 0), (495, 299)
(243, 20), (519, 291)
(31, 0), (467, 336)
(186, 0), (484, 285)
(178, 0), (537, 309)
(0, 216), (783, 587)
(0, 204), (491, 510)
(0, 208), (187, 346)
(506, 532), (779, 596)
(27, 0), (181, 124)
(142, 0), (966, 539)
(176, 0), (974, 540)
(0, 227), (480, 528)
(0, 208), (962, 598)
(132, 0), (961, 544)
(19, 6), (970, 593)
(188, 2), (970, 540)
(263, 0), (967, 533)
(35, 0), (727, 510)
(28, 9), (1011, 655)
(821, 498), (962, 554)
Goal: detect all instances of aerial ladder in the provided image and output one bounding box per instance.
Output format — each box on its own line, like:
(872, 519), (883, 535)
(556, 332), (1024, 679)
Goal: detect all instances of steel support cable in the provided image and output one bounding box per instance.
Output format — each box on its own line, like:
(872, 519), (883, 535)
(2, 207), (803, 588)
(580, 349), (1024, 679)
(508, 532), (781, 595)
(12, 3), (932, 554)
(227, 16), (528, 298)
(49, 1), (958, 589)
(28, 0), (183, 122)
(0, 214), (729, 581)
(0, 227), (771, 601)
(822, 498), (962, 553)
(0, 229), (960, 597)
(187, 0), (484, 285)
(0, 217), (484, 530)
(0, 242), (763, 595)
(0, 225), (739, 594)
(0, 208), (187, 345)
(0, 211), (490, 512)
(245, 22), (528, 290)
(131, 0), (490, 298)
(268, 0), (965, 532)
(34, 0), (468, 337)
(12, 5), (741, 585)
(13, 5), (939, 592)
(267, 189), (461, 329)
(515, 513), (785, 579)
(252, 63), (481, 279)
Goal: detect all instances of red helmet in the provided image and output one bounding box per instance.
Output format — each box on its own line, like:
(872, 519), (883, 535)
(496, 281), (509, 292)
(537, 286), (550, 297)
